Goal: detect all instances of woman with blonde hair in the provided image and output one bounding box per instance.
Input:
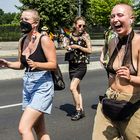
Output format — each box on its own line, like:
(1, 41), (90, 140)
(0, 9), (56, 140)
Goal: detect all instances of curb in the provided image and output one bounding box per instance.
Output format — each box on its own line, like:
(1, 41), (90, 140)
(0, 61), (103, 80)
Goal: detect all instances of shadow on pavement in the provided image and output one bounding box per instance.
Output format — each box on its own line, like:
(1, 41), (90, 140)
(59, 103), (75, 116)
(91, 104), (98, 110)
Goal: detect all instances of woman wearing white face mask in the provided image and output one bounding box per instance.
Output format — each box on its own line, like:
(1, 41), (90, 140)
(92, 3), (140, 140)
(0, 9), (57, 140)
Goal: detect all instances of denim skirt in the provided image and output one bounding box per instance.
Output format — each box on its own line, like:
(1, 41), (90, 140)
(22, 71), (54, 114)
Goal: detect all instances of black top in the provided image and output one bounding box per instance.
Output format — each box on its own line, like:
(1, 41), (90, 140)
(106, 30), (137, 76)
(68, 33), (90, 64)
(20, 35), (47, 72)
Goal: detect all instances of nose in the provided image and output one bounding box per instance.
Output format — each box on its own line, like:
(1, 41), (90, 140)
(110, 15), (119, 23)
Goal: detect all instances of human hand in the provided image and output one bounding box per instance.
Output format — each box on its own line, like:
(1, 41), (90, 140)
(116, 66), (131, 81)
(66, 46), (72, 51)
(27, 59), (37, 70)
(70, 45), (80, 49)
(0, 59), (8, 67)
(81, 33), (89, 42)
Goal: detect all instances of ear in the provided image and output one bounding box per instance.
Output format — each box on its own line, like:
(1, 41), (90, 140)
(130, 16), (135, 24)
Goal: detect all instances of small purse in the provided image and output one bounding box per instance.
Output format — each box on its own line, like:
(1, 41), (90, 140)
(65, 51), (74, 61)
(51, 65), (65, 90)
(100, 96), (140, 121)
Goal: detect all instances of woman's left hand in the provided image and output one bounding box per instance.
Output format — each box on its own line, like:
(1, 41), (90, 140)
(116, 66), (131, 81)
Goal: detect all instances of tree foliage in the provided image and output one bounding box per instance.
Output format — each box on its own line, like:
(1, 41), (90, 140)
(86, 0), (134, 28)
(18, 0), (78, 31)
(0, 8), (17, 25)
(134, 1), (140, 25)
(1, 0), (140, 33)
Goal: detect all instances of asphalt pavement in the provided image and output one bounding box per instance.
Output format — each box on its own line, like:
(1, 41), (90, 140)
(0, 39), (104, 80)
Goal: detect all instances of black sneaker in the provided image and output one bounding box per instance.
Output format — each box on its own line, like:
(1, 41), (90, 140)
(71, 110), (85, 121)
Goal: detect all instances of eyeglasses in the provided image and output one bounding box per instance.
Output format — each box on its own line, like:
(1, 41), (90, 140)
(78, 24), (86, 28)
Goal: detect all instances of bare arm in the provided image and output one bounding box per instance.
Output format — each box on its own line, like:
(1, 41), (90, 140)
(0, 39), (24, 70)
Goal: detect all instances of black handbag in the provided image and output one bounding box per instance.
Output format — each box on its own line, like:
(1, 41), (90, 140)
(51, 65), (65, 90)
(101, 97), (140, 121)
(65, 51), (74, 61)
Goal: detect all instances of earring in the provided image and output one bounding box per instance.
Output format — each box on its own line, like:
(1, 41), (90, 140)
(130, 19), (133, 24)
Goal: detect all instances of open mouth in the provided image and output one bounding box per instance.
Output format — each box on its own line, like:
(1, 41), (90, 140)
(113, 24), (123, 31)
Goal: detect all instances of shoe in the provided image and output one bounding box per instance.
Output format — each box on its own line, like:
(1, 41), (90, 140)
(71, 110), (85, 121)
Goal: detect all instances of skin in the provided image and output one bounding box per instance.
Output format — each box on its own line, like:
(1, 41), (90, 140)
(0, 10), (56, 140)
(108, 4), (140, 94)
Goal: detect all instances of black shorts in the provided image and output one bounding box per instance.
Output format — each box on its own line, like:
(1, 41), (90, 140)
(69, 62), (87, 80)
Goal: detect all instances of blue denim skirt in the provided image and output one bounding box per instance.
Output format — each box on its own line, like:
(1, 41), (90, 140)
(22, 71), (54, 114)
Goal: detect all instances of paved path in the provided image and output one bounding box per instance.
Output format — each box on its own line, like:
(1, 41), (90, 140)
(0, 40), (104, 80)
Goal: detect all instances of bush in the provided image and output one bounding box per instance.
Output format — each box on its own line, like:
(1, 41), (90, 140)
(0, 24), (21, 41)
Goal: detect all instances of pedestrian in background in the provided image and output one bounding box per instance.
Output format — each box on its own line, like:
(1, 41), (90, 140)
(65, 16), (92, 121)
(100, 26), (117, 77)
(41, 25), (49, 36)
(92, 3), (140, 140)
(100, 26), (117, 68)
(0, 9), (56, 140)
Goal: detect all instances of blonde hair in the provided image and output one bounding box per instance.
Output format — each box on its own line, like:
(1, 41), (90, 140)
(113, 3), (134, 17)
(22, 9), (40, 23)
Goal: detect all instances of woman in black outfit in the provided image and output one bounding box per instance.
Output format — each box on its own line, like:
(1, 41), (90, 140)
(65, 16), (92, 121)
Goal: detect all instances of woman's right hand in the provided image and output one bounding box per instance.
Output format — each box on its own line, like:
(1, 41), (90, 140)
(0, 59), (8, 67)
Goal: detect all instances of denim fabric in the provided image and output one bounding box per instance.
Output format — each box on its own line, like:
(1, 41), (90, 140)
(22, 71), (54, 114)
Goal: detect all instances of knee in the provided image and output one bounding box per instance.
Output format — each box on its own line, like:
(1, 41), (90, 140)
(18, 125), (24, 135)
(18, 124), (31, 135)
(70, 86), (77, 93)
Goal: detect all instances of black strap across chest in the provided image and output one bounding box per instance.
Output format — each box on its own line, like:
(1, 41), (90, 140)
(107, 30), (135, 74)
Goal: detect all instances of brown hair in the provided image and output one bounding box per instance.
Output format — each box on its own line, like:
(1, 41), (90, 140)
(71, 16), (86, 32)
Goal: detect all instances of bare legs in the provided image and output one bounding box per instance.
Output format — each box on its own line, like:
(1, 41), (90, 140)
(70, 78), (83, 111)
(18, 107), (50, 140)
(70, 78), (85, 120)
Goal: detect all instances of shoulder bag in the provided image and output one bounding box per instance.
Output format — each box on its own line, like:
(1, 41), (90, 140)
(51, 65), (65, 90)
(100, 96), (140, 121)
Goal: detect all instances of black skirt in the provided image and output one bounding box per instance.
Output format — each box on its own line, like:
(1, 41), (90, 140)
(69, 62), (87, 80)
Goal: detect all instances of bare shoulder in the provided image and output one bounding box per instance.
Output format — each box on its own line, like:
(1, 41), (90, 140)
(134, 33), (140, 42)
(41, 35), (52, 42)
(40, 35), (55, 48)
(132, 33), (140, 51)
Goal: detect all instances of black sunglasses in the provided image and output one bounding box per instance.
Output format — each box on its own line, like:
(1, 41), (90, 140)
(78, 24), (86, 28)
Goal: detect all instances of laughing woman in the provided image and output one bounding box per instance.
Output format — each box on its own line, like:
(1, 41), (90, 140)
(92, 3), (140, 140)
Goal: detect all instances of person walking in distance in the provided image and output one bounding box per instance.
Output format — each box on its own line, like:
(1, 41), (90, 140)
(92, 3), (140, 140)
(65, 16), (92, 121)
(0, 9), (56, 140)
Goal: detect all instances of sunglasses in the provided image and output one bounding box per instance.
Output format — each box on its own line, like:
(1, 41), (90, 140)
(78, 24), (86, 28)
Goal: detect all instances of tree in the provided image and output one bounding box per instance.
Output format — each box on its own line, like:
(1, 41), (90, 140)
(0, 9), (4, 24)
(86, 0), (134, 28)
(18, 0), (83, 32)
(134, 1), (140, 25)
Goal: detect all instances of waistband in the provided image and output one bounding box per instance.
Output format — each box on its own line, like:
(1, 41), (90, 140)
(106, 87), (140, 103)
